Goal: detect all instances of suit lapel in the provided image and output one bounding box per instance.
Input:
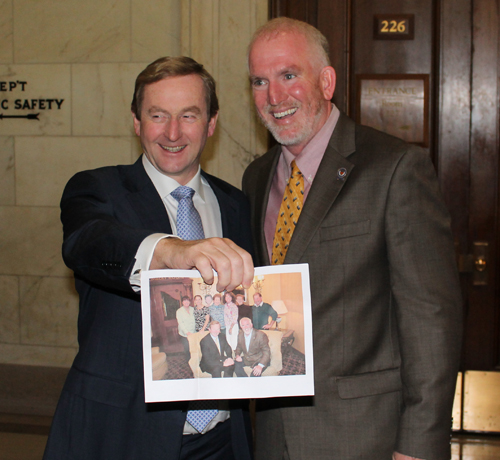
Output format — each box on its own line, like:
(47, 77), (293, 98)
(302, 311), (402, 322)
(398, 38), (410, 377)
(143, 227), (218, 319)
(251, 146), (281, 266)
(202, 171), (239, 239)
(124, 157), (173, 233)
(284, 113), (357, 264)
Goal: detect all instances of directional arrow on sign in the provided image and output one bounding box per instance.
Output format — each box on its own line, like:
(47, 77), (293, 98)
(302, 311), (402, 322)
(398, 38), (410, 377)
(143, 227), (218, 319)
(0, 113), (40, 120)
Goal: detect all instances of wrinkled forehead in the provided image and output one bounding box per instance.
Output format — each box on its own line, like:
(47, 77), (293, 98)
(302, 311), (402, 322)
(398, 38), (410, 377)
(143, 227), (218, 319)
(250, 31), (311, 61)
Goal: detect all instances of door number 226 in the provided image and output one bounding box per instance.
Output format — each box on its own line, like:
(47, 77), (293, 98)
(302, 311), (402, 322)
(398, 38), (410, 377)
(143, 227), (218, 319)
(380, 20), (407, 33)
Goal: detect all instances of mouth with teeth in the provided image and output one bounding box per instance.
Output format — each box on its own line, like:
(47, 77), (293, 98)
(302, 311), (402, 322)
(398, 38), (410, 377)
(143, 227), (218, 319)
(160, 144), (186, 153)
(273, 107), (298, 119)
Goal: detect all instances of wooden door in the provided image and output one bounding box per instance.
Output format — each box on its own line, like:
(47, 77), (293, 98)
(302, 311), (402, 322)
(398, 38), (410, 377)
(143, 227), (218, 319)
(270, 0), (500, 419)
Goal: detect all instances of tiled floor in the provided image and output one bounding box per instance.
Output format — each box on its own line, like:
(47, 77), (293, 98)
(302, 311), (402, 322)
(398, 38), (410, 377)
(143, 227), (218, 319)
(452, 434), (500, 459)
(1, 417), (500, 460)
(0, 414), (50, 460)
(0, 432), (47, 460)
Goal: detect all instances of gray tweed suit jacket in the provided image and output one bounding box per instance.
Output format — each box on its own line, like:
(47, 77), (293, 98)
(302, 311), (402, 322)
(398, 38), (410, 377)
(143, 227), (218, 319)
(242, 113), (462, 460)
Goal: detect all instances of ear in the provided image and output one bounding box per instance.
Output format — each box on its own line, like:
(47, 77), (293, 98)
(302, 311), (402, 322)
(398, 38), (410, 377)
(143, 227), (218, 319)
(207, 112), (219, 138)
(132, 111), (141, 137)
(320, 66), (336, 101)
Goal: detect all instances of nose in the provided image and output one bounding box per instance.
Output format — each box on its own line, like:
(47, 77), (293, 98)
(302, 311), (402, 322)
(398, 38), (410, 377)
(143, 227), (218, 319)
(165, 118), (181, 141)
(268, 81), (287, 106)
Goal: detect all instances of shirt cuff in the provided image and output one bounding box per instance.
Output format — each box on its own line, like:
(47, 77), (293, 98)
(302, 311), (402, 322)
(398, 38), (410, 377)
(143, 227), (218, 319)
(129, 233), (179, 292)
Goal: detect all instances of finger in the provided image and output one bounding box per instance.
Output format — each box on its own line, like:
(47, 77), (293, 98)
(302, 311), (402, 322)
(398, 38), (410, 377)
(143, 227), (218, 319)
(222, 239), (254, 289)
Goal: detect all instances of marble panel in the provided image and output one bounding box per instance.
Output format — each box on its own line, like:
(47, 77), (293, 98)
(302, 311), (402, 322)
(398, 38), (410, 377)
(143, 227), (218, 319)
(0, 343), (76, 367)
(15, 136), (134, 207)
(14, 0), (130, 63)
(72, 63), (147, 136)
(0, 276), (20, 344)
(218, 1), (267, 167)
(181, 0), (267, 183)
(0, 64), (71, 136)
(131, 0), (181, 62)
(0, 136), (15, 205)
(20, 276), (78, 347)
(0, 0), (13, 64)
(0, 206), (69, 277)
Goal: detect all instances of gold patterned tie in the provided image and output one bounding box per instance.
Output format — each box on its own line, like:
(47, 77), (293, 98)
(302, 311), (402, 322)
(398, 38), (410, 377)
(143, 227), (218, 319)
(272, 160), (304, 265)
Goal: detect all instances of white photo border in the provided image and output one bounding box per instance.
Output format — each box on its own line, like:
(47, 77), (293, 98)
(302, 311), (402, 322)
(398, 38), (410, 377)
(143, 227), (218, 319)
(141, 263), (314, 403)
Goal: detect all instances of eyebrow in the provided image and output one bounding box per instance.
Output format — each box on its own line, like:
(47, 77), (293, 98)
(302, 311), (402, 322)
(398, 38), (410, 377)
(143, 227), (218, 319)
(147, 106), (169, 115)
(250, 64), (303, 80)
(279, 65), (302, 76)
(181, 106), (203, 115)
(146, 105), (203, 115)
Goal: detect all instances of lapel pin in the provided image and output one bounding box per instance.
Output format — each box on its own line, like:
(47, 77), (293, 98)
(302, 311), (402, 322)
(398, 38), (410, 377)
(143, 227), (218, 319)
(337, 168), (347, 180)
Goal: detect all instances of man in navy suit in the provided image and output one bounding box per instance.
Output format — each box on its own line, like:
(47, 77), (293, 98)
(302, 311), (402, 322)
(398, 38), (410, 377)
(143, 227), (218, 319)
(200, 321), (235, 378)
(43, 57), (254, 460)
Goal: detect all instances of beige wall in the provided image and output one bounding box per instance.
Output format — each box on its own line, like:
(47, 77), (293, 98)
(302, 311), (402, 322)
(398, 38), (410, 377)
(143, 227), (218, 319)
(249, 273), (306, 354)
(0, 0), (267, 368)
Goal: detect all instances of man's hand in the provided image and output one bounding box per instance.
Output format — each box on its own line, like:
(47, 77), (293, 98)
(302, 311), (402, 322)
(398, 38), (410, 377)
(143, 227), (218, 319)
(252, 364), (263, 376)
(150, 237), (254, 292)
(393, 452), (424, 460)
(235, 355), (242, 362)
(223, 358), (234, 366)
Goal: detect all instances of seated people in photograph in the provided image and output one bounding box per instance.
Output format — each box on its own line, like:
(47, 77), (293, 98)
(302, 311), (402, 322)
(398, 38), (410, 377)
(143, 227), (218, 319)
(251, 293), (277, 330)
(200, 321), (235, 378)
(176, 295), (196, 360)
(193, 294), (210, 332)
(236, 293), (253, 323)
(209, 293), (226, 333)
(235, 317), (270, 377)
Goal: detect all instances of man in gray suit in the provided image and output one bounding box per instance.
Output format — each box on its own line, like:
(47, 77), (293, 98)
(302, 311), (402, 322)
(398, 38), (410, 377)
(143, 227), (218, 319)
(243, 18), (462, 460)
(234, 317), (271, 377)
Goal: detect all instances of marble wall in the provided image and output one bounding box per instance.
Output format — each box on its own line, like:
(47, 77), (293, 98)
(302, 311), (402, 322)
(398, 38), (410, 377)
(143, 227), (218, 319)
(0, 0), (267, 368)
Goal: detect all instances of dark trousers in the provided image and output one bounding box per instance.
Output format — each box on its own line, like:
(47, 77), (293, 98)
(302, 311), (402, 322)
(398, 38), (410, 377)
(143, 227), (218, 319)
(234, 361), (266, 377)
(207, 363), (235, 378)
(180, 419), (235, 460)
(179, 336), (190, 361)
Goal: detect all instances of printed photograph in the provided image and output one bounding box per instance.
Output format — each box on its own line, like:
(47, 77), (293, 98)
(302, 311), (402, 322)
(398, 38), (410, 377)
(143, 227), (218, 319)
(141, 264), (314, 403)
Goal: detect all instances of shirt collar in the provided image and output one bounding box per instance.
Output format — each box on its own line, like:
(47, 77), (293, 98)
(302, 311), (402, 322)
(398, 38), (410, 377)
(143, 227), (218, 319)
(142, 155), (206, 202)
(281, 103), (340, 184)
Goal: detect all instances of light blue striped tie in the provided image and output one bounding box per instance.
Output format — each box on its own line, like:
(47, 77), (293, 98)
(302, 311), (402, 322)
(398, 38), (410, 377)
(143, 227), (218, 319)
(171, 186), (216, 432)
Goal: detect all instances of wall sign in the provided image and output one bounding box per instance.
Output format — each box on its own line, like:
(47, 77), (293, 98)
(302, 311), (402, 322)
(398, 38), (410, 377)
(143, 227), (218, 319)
(0, 79), (64, 121)
(374, 14), (415, 40)
(356, 74), (429, 147)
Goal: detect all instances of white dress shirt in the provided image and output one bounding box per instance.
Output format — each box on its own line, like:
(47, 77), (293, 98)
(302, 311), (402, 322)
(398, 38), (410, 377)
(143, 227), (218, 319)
(129, 155), (229, 434)
(129, 155), (222, 290)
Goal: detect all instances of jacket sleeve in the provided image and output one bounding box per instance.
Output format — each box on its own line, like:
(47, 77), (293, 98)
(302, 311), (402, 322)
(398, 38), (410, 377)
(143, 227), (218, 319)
(385, 146), (463, 459)
(60, 169), (154, 294)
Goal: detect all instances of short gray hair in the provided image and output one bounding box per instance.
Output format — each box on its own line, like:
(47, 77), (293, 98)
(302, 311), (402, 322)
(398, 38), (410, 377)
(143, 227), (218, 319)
(248, 17), (330, 69)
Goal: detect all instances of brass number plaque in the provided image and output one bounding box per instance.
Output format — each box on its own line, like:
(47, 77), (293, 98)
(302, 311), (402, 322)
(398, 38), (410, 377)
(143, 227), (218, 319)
(374, 14), (414, 40)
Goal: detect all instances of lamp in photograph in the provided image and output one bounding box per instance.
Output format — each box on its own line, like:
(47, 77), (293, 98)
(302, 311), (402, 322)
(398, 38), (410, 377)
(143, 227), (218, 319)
(271, 300), (288, 331)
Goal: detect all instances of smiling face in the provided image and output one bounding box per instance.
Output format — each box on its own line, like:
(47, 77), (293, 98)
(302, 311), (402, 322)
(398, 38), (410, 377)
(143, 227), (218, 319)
(249, 31), (335, 155)
(240, 317), (253, 335)
(133, 74), (218, 184)
(209, 322), (221, 337)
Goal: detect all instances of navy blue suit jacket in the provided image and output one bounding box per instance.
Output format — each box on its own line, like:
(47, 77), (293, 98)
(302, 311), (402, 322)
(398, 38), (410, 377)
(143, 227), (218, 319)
(44, 156), (253, 460)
